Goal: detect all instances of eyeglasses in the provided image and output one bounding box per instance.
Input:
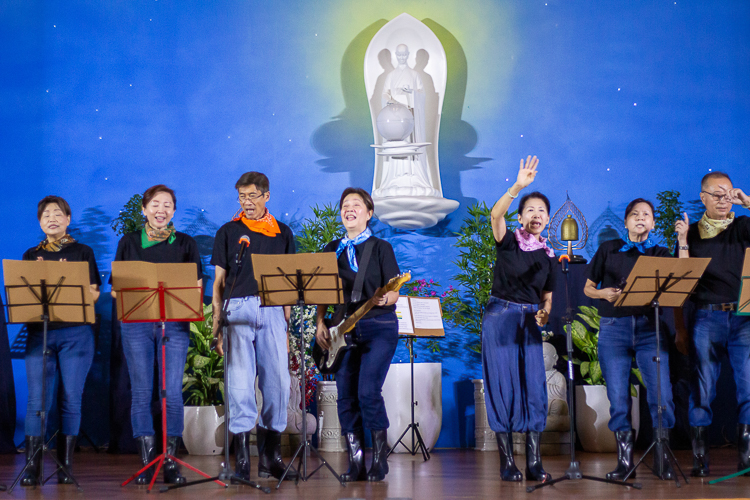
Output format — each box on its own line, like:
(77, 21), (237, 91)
(238, 192), (266, 203)
(701, 191), (731, 203)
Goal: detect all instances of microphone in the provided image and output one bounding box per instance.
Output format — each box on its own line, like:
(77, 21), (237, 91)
(235, 235), (251, 264)
(558, 254), (570, 272)
(616, 277), (628, 290)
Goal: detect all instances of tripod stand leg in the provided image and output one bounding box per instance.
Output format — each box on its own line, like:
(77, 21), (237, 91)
(414, 425), (431, 461)
(387, 424), (413, 457)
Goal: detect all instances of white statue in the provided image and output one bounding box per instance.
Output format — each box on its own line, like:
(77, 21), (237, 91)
(543, 342), (570, 431)
(364, 13), (459, 229)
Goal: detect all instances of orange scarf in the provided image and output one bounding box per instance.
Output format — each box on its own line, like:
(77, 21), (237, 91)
(232, 209), (281, 237)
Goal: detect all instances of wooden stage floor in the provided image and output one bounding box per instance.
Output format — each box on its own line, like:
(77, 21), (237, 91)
(2, 448), (750, 499)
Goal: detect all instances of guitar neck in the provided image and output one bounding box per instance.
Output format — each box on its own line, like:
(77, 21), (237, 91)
(339, 287), (387, 334)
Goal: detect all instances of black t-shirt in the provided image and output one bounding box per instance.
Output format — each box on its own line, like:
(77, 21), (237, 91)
(684, 215), (750, 305)
(586, 239), (671, 317)
(323, 237), (400, 319)
(490, 231), (556, 305)
(114, 230), (204, 281)
(23, 241), (102, 331)
(211, 220), (296, 299)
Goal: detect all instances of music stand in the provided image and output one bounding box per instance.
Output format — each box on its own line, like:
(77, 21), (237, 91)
(251, 252), (345, 489)
(112, 262), (226, 493)
(387, 296), (445, 462)
(3, 259), (93, 493)
(614, 256), (710, 487)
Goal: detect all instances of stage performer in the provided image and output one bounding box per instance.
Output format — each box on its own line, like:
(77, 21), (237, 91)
(114, 184), (203, 485)
(315, 188), (400, 482)
(482, 156), (554, 482)
(674, 172), (750, 477)
(584, 198), (676, 480)
(20, 196), (101, 486)
(211, 172), (297, 482)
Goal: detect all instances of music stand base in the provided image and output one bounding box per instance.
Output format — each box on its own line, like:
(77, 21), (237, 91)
(8, 437), (82, 493)
(623, 437), (689, 487)
(388, 423), (430, 461)
(278, 438), (345, 488)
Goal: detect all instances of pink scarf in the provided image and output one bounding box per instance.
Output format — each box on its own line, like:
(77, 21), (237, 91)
(514, 228), (555, 258)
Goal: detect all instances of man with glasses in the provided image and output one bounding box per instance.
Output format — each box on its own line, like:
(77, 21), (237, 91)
(675, 171), (750, 477)
(211, 172), (298, 482)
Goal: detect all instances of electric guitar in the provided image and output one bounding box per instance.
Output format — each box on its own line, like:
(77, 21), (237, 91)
(313, 272), (411, 374)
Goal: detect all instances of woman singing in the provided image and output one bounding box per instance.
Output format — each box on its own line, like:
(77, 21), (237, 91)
(315, 188), (400, 482)
(114, 185), (203, 485)
(484, 156), (555, 482)
(20, 196), (101, 486)
(584, 198), (675, 480)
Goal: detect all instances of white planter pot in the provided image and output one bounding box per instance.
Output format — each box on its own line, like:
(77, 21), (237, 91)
(575, 385), (640, 453)
(316, 380), (346, 452)
(383, 363), (442, 453)
(182, 405), (225, 455)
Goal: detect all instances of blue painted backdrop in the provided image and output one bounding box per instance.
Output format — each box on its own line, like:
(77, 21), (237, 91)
(2, 0), (749, 448)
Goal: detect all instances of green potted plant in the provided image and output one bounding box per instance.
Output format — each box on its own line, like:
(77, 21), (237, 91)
(569, 305), (644, 452)
(182, 304), (226, 455)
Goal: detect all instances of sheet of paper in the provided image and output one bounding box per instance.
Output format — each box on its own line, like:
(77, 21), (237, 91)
(395, 295), (414, 334)
(410, 297), (444, 330)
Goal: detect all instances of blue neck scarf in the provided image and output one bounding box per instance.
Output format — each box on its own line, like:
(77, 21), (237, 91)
(336, 228), (372, 272)
(619, 236), (656, 254)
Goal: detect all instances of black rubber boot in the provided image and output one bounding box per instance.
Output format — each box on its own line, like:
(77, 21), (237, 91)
(738, 424), (750, 476)
(525, 431), (551, 482)
(341, 430), (366, 482)
(257, 426), (297, 480)
(233, 431), (251, 481)
(20, 435), (42, 487)
(367, 429), (389, 482)
(653, 427), (675, 480)
(56, 434), (76, 484)
(606, 430), (635, 480)
(135, 435), (156, 485)
(691, 426), (710, 477)
(495, 432), (522, 482)
(163, 436), (186, 484)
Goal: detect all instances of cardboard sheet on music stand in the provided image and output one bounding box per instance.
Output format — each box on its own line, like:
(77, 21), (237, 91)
(614, 256), (711, 309)
(251, 253), (343, 307)
(3, 259), (95, 324)
(395, 296), (445, 337)
(111, 261), (202, 321)
(738, 248), (750, 315)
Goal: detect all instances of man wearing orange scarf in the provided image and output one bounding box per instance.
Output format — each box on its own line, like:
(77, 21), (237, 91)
(211, 172), (297, 482)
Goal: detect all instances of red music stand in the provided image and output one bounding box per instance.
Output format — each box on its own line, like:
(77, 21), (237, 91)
(112, 261), (226, 493)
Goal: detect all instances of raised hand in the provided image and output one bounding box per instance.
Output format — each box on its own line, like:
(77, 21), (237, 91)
(674, 212), (689, 244)
(729, 188), (750, 207)
(515, 155), (539, 189)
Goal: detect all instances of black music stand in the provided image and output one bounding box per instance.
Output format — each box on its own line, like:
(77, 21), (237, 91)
(528, 256), (639, 493)
(113, 262), (226, 493)
(251, 252), (345, 489)
(3, 259), (93, 493)
(615, 256), (710, 487)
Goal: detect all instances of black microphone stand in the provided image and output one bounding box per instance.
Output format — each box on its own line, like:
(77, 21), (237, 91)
(528, 257), (640, 493)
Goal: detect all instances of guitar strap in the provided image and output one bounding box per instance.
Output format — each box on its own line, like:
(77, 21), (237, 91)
(350, 237), (375, 303)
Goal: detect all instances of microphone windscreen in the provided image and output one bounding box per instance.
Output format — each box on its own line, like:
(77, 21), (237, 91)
(239, 235), (251, 245)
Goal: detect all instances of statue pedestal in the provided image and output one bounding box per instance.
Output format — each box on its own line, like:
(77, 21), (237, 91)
(373, 196), (459, 230)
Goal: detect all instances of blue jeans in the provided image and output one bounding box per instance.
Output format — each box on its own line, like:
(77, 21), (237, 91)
(482, 297), (547, 433)
(689, 310), (750, 426)
(335, 312), (399, 433)
(225, 296), (290, 433)
(25, 325), (94, 436)
(121, 321), (190, 437)
(599, 315), (675, 432)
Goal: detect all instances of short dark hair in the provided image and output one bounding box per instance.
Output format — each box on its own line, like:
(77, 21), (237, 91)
(624, 198), (654, 218)
(142, 184), (176, 209)
(339, 188), (375, 224)
(701, 171), (732, 189)
(518, 191), (550, 214)
(235, 172), (269, 192)
(37, 195), (71, 220)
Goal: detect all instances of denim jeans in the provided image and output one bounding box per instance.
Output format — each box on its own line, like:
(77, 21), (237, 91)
(689, 310), (750, 426)
(335, 312), (399, 433)
(482, 297), (547, 433)
(224, 296), (290, 433)
(121, 321), (190, 437)
(598, 315), (675, 432)
(25, 325), (95, 436)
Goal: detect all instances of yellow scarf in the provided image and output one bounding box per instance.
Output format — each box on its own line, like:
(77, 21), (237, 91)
(232, 209), (280, 237)
(36, 234), (76, 252)
(698, 211), (735, 239)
